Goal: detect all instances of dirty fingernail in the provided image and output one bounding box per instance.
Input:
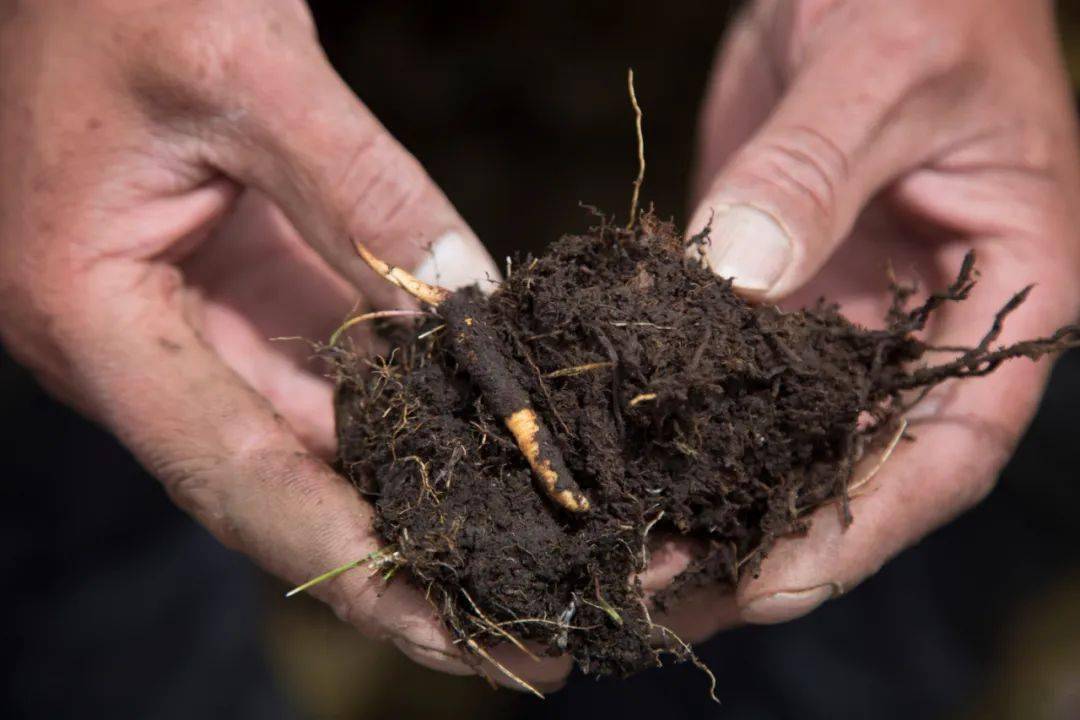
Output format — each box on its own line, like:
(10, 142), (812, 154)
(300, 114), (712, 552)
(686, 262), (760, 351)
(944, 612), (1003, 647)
(704, 205), (792, 295)
(413, 230), (502, 292)
(741, 583), (836, 625)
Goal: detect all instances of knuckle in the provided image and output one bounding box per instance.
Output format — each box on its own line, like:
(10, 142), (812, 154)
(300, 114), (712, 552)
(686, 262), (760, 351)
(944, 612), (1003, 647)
(903, 33), (969, 86)
(126, 2), (318, 119)
(243, 445), (328, 501)
(866, 7), (968, 79)
(741, 130), (845, 221)
(796, 1), (972, 93)
(156, 452), (232, 534)
(332, 133), (428, 239)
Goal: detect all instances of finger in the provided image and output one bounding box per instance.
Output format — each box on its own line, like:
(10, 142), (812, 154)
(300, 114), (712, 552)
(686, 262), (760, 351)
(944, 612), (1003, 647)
(182, 191), (364, 457)
(735, 246), (1071, 624)
(631, 535), (743, 646)
(55, 251), (472, 670)
(637, 536), (695, 595)
(205, 38), (500, 303)
(184, 191), (363, 359)
(691, 1), (783, 204)
(62, 250), (567, 687)
(688, 2), (975, 300)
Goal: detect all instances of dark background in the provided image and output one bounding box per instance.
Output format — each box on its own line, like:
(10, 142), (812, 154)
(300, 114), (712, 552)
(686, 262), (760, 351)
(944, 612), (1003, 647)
(4, 3), (1080, 718)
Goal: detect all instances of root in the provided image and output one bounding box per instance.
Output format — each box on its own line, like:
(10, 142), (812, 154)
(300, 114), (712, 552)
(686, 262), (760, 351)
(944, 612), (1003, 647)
(848, 419), (907, 496)
(891, 284), (1080, 391)
(888, 251), (976, 333)
(352, 239), (449, 306)
(506, 409), (589, 512)
(465, 638), (545, 699)
(401, 455), (438, 504)
(352, 239), (590, 514)
(335, 217), (1080, 685)
(651, 621), (719, 703)
(639, 595), (717, 703)
(625, 68), (646, 230)
(329, 309), (430, 346)
(461, 588), (540, 662)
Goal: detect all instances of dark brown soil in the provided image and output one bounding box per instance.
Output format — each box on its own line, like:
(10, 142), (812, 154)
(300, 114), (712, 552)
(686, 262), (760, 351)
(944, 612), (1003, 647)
(330, 213), (1079, 683)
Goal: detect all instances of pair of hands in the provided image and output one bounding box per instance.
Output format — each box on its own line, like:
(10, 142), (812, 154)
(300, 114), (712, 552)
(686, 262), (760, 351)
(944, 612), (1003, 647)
(2, 0), (1078, 691)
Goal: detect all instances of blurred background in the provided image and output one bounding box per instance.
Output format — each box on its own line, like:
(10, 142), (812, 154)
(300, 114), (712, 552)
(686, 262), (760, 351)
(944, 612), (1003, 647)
(5, 2), (1080, 718)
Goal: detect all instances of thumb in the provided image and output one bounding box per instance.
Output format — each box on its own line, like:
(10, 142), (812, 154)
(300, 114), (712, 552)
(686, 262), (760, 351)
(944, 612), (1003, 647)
(688, 10), (969, 300)
(208, 34), (499, 301)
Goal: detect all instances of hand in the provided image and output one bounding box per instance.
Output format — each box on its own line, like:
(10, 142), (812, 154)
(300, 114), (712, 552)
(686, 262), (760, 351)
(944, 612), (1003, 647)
(0, 0), (572, 689)
(676, 0), (1080, 635)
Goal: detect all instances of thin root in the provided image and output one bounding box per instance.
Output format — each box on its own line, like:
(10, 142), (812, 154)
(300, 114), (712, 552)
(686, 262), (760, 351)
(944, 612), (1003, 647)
(465, 638), (545, 699)
(653, 623), (719, 704)
(848, 419), (907, 495)
(461, 588), (540, 662)
(625, 68), (646, 230)
(329, 309), (429, 346)
(353, 239), (450, 306)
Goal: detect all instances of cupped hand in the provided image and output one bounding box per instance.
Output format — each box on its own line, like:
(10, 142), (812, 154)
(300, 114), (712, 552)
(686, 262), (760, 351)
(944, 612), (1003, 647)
(0, 0), (574, 690)
(670, 0), (1080, 637)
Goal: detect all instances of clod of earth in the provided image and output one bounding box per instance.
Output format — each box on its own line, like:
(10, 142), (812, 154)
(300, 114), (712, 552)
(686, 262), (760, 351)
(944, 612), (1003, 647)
(320, 213), (1079, 690)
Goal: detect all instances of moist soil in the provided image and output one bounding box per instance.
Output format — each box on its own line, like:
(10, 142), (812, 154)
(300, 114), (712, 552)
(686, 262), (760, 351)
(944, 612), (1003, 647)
(331, 213), (1078, 683)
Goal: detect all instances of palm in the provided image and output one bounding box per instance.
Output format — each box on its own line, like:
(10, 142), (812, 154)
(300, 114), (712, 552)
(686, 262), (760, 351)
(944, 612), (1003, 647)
(684, 0), (1080, 628)
(181, 191), (361, 456)
(700, 158), (1074, 624)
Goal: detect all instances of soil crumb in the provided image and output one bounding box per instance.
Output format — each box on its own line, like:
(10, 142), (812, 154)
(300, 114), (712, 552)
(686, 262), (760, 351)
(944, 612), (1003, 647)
(331, 212), (1078, 681)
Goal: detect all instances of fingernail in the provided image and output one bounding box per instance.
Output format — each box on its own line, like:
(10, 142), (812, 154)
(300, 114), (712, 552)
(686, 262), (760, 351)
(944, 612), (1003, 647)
(413, 230), (502, 292)
(702, 205), (792, 294)
(741, 583), (837, 625)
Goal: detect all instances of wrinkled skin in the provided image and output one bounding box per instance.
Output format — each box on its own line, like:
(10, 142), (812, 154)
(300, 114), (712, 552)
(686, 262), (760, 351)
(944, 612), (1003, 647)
(669, 0), (1080, 640)
(1, 0), (1078, 694)
(0, 0), (553, 688)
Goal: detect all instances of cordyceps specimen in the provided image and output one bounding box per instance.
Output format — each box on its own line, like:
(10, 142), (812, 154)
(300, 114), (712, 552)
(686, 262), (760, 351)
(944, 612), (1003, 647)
(292, 214), (1080, 697)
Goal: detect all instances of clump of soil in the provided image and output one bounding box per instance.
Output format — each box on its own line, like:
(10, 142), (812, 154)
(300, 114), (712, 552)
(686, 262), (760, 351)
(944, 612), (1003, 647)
(330, 213), (1078, 684)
